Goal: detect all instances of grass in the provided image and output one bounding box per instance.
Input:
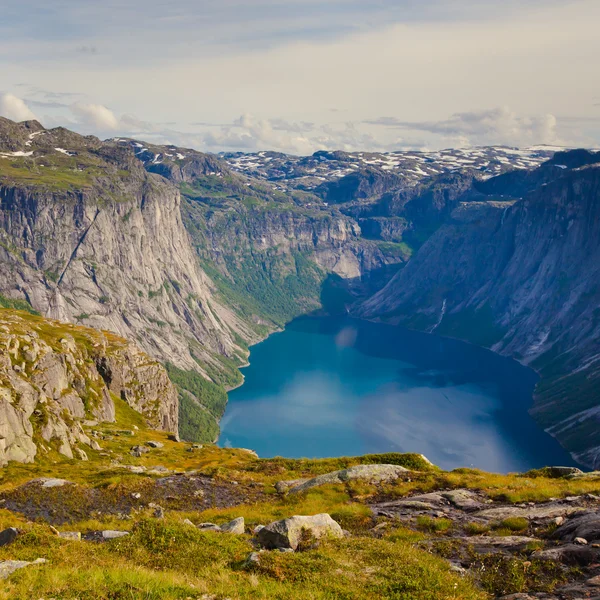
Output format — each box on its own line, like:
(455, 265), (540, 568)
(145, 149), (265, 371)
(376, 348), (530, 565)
(491, 517), (529, 533)
(0, 518), (486, 600)
(0, 293), (39, 315)
(416, 516), (453, 534)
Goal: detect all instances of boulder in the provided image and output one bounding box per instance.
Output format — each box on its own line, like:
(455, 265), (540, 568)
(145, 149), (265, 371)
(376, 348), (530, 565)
(256, 514), (344, 550)
(220, 517), (245, 535)
(442, 489), (483, 512)
(533, 544), (600, 566)
(0, 558), (46, 580)
(546, 466), (584, 478)
(0, 527), (18, 547)
(552, 512), (600, 543)
(281, 464), (410, 494)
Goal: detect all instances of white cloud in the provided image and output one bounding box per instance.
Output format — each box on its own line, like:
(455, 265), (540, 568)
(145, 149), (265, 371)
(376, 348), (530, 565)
(71, 102), (119, 130)
(0, 93), (37, 122)
(367, 107), (561, 148)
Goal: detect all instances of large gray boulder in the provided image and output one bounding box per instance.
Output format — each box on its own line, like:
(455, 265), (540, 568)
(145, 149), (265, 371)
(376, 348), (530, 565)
(280, 464), (410, 494)
(256, 514), (344, 550)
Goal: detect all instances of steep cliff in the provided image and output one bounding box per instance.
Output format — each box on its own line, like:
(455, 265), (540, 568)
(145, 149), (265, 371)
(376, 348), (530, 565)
(0, 308), (178, 466)
(361, 158), (600, 468)
(0, 118), (253, 376)
(113, 138), (411, 325)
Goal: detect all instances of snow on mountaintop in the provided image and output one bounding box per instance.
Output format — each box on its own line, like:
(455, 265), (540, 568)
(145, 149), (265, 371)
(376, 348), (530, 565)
(222, 146), (560, 191)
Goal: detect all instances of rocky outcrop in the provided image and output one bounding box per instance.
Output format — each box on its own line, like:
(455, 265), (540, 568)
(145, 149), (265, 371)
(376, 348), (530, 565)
(0, 309), (178, 466)
(361, 158), (600, 468)
(277, 464), (410, 494)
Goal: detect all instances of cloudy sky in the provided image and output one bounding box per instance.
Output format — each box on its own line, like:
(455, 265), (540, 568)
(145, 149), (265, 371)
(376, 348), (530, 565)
(1, 0), (599, 154)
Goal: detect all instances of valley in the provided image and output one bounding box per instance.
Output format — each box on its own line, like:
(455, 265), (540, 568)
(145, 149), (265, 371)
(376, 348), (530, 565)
(0, 116), (599, 472)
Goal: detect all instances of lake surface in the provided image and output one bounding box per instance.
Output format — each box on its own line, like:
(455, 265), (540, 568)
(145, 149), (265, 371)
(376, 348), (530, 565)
(219, 316), (576, 472)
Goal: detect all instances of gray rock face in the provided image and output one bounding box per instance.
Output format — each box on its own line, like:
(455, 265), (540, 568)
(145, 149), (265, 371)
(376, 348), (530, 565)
(464, 535), (538, 550)
(0, 119), (253, 383)
(0, 311), (179, 466)
(552, 512), (600, 544)
(280, 464), (410, 494)
(474, 503), (586, 521)
(256, 514), (344, 550)
(533, 544), (600, 566)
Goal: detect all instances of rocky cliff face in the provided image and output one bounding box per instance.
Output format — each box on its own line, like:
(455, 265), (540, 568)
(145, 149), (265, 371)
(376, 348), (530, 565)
(361, 156), (600, 468)
(0, 118), (253, 377)
(113, 138), (411, 325)
(0, 309), (178, 466)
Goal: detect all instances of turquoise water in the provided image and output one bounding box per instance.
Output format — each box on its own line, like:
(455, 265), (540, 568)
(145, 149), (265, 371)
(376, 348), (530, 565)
(219, 316), (575, 472)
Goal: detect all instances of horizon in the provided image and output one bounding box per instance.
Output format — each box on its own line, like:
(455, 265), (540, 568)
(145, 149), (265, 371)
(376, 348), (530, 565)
(1, 1), (599, 154)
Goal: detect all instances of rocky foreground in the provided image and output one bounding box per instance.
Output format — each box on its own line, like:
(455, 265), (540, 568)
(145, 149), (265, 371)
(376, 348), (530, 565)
(1, 424), (600, 600)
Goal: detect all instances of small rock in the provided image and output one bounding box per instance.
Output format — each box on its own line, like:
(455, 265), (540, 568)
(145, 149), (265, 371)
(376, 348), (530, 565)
(130, 445), (149, 457)
(58, 532), (81, 541)
(131, 492), (141, 500)
(36, 478), (73, 488)
(101, 530), (130, 539)
(75, 447), (88, 461)
(182, 519), (195, 527)
(146, 441), (164, 449)
(0, 528), (18, 547)
(148, 503), (164, 519)
(575, 537), (588, 545)
(243, 552), (262, 569)
(554, 516), (565, 526)
(0, 558), (46, 580)
(220, 517), (245, 535)
(278, 548), (294, 553)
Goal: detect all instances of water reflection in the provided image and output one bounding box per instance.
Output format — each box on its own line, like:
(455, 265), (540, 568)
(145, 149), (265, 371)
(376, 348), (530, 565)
(219, 316), (576, 472)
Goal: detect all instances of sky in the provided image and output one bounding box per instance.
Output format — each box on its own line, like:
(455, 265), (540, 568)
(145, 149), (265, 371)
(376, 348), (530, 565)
(1, 0), (599, 155)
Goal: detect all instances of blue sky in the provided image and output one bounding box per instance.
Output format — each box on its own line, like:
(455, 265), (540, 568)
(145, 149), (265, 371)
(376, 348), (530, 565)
(1, 0), (598, 153)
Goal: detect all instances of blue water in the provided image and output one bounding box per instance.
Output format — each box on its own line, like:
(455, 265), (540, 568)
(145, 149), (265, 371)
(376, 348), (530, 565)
(219, 316), (576, 472)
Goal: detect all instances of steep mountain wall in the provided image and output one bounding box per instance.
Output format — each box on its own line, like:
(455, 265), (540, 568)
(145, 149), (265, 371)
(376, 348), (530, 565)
(0, 118), (254, 377)
(361, 164), (600, 468)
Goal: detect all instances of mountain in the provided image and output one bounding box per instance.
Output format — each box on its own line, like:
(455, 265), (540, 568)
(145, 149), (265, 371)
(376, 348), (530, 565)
(222, 146), (557, 192)
(0, 118), (258, 442)
(361, 150), (600, 468)
(3, 116), (597, 464)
